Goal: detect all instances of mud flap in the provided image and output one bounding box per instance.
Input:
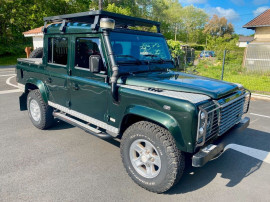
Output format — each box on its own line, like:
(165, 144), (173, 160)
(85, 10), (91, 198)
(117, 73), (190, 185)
(19, 93), (28, 111)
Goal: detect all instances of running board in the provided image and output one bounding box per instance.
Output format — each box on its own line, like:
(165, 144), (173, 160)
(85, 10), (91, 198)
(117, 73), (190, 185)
(53, 112), (112, 139)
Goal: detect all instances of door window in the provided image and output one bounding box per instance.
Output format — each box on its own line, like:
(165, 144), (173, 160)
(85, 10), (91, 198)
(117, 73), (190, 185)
(48, 37), (68, 65)
(75, 38), (103, 70)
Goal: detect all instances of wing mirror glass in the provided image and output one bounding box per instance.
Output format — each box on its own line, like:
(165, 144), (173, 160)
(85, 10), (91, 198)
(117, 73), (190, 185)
(89, 55), (103, 73)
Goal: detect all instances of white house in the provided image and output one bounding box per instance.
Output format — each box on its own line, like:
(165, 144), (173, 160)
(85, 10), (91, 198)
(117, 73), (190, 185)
(23, 26), (44, 49)
(237, 36), (254, 47)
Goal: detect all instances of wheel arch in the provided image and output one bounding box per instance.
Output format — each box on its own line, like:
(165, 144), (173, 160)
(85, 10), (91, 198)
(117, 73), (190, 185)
(19, 79), (49, 111)
(25, 78), (49, 103)
(120, 105), (187, 151)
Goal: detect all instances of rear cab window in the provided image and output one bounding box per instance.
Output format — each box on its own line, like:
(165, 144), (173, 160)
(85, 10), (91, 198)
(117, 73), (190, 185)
(48, 37), (68, 66)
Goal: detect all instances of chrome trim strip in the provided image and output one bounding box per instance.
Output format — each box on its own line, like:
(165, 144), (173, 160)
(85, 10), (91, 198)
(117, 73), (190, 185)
(120, 85), (210, 104)
(220, 92), (249, 108)
(48, 101), (119, 134)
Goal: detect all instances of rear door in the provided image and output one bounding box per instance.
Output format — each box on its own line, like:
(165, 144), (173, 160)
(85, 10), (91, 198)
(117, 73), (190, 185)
(45, 36), (70, 107)
(68, 35), (109, 122)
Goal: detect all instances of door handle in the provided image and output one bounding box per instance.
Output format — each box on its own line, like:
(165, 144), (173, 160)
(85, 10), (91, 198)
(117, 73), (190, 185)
(73, 84), (79, 90)
(47, 77), (52, 83)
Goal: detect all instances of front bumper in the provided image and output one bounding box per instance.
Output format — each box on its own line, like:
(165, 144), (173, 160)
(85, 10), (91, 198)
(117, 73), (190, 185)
(192, 117), (250, 167)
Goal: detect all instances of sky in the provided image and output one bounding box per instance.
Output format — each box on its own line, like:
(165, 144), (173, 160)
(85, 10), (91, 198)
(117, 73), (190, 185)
(179, 0), (270, 35)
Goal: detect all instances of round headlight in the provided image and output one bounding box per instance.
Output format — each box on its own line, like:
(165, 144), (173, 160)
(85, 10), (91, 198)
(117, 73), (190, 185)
(100, 18), (115, 30)
(200, 112), (206, 120)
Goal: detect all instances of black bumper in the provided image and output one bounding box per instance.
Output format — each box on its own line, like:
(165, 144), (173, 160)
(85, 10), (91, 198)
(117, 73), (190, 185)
(192, 117), (250, 167)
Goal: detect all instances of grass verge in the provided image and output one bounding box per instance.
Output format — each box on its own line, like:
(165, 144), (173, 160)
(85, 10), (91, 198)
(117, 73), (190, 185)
(0, 54), (26, 66)
(186, 59), (270, 95)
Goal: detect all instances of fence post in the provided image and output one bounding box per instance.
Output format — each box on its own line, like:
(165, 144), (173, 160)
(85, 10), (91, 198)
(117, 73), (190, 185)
(221, 49), (227, 80)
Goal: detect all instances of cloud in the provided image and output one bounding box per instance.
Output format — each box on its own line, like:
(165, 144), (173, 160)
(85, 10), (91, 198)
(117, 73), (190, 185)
(253, 6), (269, 16)
(252, 0), (269, 5)
(179, 0), (207, 4)
(207, 7), (240, 22)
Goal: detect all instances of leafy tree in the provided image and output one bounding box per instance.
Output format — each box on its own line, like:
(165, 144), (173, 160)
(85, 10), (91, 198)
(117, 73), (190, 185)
(206, 35), (243, 63)
(204, 14), (234, 37)
(105, 3), (131, 15)
(163, 0), (182, 41)
(0, 0), (92, 55)
(181, 5), (209, 43)
(167, 39), (184, 58)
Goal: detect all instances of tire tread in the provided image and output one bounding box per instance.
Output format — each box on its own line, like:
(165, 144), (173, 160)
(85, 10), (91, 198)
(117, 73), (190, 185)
(120, 121), (185, 193)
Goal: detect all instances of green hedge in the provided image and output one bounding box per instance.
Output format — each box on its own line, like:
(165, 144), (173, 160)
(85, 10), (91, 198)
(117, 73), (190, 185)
(190, 44), (205, 51)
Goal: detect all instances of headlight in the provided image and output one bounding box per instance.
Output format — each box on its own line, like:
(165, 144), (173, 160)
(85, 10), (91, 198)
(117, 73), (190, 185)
(196, 109), (208, 146)
(100, 18), (115, 30)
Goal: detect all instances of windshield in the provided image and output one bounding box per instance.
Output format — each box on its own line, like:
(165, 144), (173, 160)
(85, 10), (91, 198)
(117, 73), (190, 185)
(109, 32), (172, 73)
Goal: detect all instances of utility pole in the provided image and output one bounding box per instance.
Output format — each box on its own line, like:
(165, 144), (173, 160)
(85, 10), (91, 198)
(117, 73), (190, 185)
(99, 0), (102, 10)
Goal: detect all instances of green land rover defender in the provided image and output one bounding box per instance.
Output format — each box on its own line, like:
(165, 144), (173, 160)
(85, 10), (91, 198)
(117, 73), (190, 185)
(16, 11), (251, 193)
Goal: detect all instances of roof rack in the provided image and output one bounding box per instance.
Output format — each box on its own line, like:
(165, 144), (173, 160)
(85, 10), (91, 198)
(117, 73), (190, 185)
(43, 10), (161, 33)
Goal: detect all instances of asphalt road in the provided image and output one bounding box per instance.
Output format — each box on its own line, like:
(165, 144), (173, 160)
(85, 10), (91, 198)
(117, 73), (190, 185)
(0, 66), (270, 202)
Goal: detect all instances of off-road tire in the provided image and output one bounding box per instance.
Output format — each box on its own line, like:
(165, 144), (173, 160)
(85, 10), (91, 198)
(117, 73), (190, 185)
(27, 89), (54, 129)
(29, 47), (43, 58)
(120, 121), (185, 193)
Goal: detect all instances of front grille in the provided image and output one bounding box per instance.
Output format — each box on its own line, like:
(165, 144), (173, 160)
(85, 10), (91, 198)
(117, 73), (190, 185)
(197, 91), (250, 145)
(219, 95), (249, 135)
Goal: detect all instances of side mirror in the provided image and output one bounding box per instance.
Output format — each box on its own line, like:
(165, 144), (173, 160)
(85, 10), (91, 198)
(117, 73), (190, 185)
(89, 55), (102, 73)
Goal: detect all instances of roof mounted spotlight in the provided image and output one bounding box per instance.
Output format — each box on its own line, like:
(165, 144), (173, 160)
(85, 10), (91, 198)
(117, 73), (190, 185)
(100, 18), (115, 30)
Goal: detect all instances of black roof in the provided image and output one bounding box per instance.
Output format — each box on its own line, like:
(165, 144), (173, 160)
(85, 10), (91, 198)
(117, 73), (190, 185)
(43, 10), (160, 32)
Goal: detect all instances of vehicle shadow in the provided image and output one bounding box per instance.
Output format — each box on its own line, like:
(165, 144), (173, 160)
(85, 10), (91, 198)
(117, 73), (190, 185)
(167, 128), (270, 195)
(48, 120), (75, 130)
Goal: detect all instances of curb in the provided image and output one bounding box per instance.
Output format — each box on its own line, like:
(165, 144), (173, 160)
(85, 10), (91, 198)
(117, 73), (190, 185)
(251, 93), (270, 101)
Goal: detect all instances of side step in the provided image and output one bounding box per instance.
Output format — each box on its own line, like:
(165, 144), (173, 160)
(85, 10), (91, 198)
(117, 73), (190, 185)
(53, 112), (112, 139)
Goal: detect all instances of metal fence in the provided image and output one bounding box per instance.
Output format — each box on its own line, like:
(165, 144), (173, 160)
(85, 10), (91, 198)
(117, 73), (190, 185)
(245, 43), (270, 72)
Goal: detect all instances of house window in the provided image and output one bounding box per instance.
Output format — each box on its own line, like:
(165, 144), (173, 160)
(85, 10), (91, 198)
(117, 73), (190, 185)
(75, 38), (102, 69)
(48, 37), (68, 65)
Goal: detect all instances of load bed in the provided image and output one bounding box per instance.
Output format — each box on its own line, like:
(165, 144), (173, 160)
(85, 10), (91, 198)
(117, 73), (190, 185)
(17, 58), (42, 65)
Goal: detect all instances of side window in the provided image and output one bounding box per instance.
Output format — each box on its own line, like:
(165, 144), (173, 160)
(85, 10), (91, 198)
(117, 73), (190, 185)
(48, 37), (68, 65)
(75, 38), (102, 69)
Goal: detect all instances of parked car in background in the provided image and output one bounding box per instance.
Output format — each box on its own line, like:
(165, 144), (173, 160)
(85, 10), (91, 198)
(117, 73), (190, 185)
(200, 50), (215, 58)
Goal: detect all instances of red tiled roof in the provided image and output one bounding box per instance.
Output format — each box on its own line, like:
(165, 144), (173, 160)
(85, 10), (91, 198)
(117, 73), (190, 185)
(243, 9), (270, 29)
(23, 26), (44, 35)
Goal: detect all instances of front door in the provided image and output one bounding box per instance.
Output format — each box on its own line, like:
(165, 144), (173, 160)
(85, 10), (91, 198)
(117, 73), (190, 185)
(69, 36), (109, 122)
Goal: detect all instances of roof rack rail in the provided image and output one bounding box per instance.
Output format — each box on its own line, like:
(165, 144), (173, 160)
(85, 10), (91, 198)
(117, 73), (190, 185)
(43, 10), (161, 33)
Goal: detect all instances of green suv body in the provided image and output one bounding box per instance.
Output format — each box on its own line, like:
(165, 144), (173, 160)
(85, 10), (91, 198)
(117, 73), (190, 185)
(16, 10), (250, 193)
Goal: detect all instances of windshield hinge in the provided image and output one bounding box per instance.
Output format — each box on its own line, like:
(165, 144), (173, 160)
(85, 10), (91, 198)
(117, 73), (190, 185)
(68, 69), (72, 76)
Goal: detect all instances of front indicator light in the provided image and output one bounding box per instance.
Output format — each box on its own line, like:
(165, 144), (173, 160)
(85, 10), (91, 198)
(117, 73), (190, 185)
(200, 112), (206, 120)
(199, 127), (204, 135)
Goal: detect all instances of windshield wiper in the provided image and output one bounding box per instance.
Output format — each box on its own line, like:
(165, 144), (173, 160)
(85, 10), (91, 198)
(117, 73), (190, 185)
(131, 68), (167, 75)
(115, 55), (143, 65)
(142, 54), (165, 64)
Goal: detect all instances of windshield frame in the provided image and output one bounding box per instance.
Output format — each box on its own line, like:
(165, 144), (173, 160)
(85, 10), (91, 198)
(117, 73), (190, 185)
(108, 29), (173, 74)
